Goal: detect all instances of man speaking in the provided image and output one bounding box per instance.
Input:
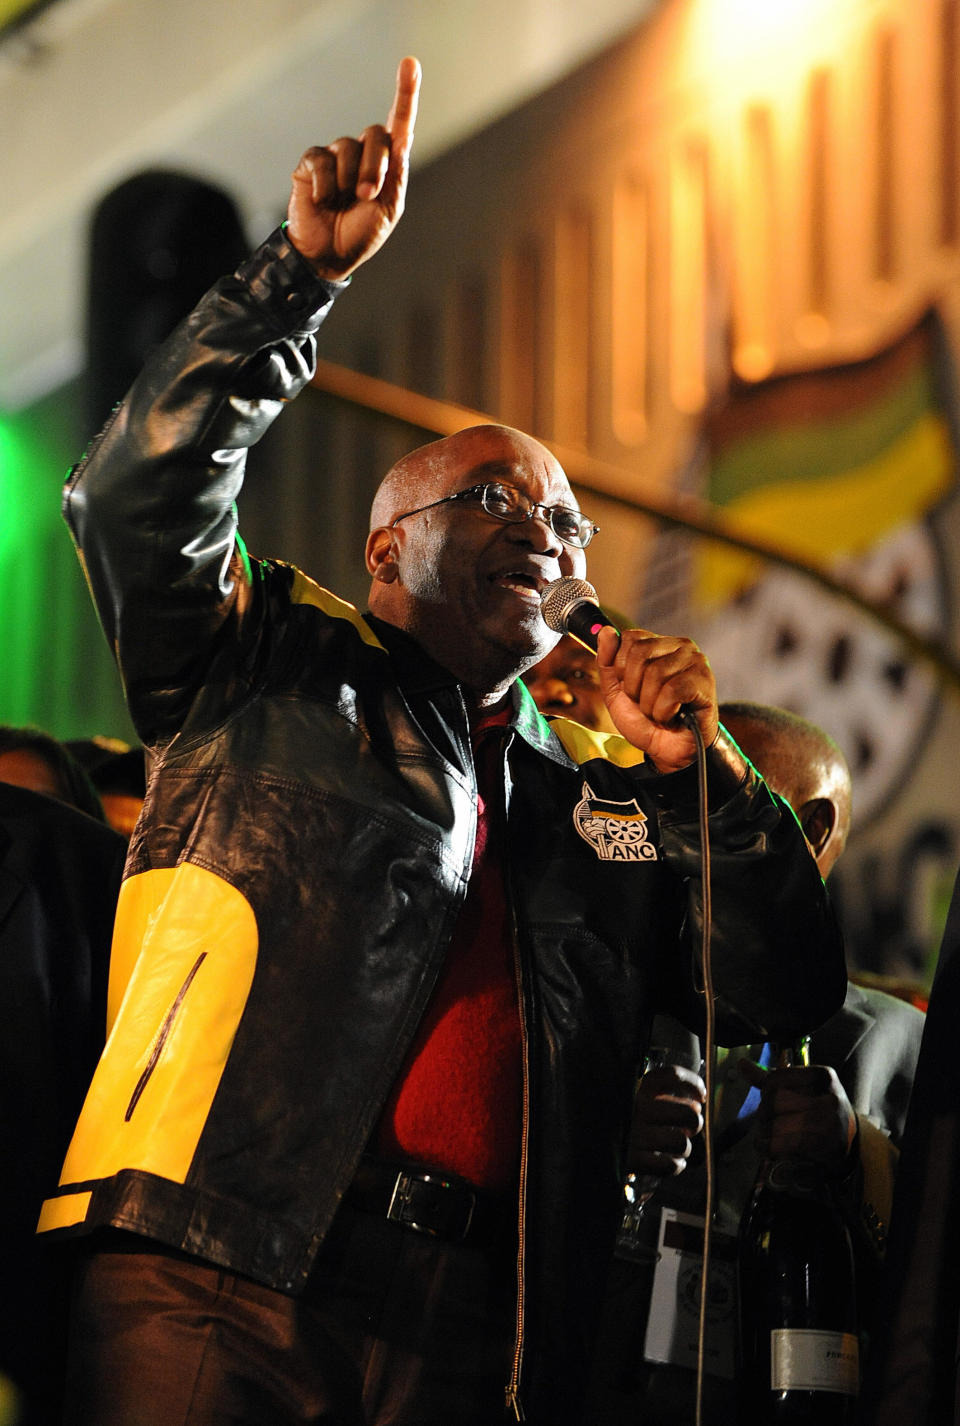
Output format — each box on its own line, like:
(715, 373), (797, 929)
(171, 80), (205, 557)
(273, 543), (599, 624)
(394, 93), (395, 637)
(41, 57), (844, 1426)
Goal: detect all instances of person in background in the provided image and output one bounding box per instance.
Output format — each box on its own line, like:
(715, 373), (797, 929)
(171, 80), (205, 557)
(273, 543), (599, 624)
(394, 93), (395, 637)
(0, 780), (125, 1426)
(522, 626), (622, 735)
(0, 725), (106, 823)
(40, 58), (843, 1426)
(66, 737), (146, 840)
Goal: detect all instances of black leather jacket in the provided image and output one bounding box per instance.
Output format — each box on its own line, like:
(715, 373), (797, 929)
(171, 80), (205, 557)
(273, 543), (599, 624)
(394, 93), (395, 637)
(42, 227), (845, 1422)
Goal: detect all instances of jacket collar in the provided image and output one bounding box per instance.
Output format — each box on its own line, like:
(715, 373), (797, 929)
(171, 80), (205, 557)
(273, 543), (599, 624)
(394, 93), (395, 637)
(809, 981), (876, 1068)
(363, 612), (463, 698)
(510, 679), (579, 769)
(364, 611), (578, 770)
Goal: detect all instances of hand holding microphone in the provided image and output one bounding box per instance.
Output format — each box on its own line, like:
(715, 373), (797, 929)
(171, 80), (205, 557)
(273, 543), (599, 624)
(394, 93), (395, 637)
(540, 577), (718, 773)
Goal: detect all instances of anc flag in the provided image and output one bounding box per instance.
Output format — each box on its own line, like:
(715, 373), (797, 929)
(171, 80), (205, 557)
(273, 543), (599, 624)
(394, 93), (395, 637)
(695, 308), (960, 610)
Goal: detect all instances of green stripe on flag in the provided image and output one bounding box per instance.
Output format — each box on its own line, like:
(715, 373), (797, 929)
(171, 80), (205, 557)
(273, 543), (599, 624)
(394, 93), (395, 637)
(694, 309), (958, 610)
(697, 411), (953, 606)
(708, 363), (940, 507)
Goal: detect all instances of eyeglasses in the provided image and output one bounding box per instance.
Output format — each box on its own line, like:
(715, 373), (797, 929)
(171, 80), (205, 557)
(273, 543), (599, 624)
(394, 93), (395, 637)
(390, 481), (599, 549)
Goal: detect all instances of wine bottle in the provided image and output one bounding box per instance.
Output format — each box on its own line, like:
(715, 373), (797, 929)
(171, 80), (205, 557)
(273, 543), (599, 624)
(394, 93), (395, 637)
(736, 1038), (859, 1424)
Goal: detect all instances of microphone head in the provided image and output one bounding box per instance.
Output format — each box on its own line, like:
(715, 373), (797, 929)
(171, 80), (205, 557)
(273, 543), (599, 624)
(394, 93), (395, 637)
(540, 576), (599, 633)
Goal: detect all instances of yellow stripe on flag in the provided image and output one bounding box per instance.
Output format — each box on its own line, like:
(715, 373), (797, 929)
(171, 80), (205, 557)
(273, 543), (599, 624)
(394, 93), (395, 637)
(695, 411), (953, 608)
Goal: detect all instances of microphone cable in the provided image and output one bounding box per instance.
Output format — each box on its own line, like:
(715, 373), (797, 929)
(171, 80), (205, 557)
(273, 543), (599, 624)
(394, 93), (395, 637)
(539, 578), (717, 1423)
(680, 708), (716, 1426)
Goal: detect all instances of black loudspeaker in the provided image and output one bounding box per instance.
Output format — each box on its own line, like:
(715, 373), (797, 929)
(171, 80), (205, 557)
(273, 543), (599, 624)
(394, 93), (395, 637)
(85, 169), (248, 433)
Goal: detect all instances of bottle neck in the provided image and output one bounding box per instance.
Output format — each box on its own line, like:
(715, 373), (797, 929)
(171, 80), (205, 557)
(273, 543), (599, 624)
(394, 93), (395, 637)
(769, 1036), (811, 1069)
(756, 1036), (825, 1192)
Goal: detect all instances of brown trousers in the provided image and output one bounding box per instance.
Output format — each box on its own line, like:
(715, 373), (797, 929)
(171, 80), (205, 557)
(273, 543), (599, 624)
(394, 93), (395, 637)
(62, 1208), (516, 1426)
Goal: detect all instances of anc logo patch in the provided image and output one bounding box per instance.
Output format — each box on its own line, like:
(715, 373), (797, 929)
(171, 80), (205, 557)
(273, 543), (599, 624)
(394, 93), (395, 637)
(573, 782), (658, 862)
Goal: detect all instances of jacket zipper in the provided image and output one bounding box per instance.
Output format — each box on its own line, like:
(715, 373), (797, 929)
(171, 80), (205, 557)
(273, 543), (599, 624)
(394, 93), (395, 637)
(124, 951), (207, 1121)
(506, 931), (530, 1422)
(501, 726), (528, 1422)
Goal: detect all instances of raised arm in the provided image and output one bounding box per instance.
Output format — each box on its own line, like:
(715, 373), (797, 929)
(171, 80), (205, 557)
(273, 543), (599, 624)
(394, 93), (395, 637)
(63, 59), (421, 747)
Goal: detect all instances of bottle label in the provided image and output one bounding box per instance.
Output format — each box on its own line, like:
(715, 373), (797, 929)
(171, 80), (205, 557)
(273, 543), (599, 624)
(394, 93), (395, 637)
(643, 1208), (737, 1380)
(770, 1329), (859, 1395)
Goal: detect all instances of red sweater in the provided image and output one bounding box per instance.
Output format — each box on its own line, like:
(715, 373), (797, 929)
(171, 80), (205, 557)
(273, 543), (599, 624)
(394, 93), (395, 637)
(375, 713), (522, 1194)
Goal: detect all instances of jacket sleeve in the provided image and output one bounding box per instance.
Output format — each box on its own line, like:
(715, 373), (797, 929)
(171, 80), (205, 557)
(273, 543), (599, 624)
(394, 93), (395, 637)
(62, 225), (346, 747)
(646, 726), (847, 1045)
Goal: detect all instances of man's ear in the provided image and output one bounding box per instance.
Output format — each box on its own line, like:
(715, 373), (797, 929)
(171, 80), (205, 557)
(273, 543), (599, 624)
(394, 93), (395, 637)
(365, 527), (399, 582)
(797, 796), (837, 866)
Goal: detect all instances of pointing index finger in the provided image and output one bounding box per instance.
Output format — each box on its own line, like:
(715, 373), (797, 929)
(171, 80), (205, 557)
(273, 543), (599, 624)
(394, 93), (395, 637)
(387, 55), (421, 153)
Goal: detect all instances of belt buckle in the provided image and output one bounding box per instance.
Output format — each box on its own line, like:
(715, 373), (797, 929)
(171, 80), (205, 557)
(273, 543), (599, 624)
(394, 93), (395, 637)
(386, 1169), (476, 1241)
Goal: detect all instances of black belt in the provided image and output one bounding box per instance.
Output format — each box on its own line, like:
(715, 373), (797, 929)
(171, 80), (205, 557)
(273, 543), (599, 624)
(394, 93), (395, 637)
(345, 1157), (515, 1251)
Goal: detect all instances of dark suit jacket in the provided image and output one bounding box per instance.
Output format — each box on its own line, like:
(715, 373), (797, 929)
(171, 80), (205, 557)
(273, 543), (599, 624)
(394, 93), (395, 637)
(0, 783), (125, 1423)
(815, 980), (923, 1147)
(863, 869), (960, 1425)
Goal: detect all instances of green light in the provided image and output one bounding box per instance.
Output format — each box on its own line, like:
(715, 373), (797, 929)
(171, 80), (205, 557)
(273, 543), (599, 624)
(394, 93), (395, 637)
(0, 415), (53, 560)
(0, 406), (70, 727)
(0, 391), (135, 743)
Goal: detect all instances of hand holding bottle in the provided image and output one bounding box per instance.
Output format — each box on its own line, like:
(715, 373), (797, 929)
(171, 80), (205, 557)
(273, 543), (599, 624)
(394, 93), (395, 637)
(737, 1040), (860, 1424)
(617, 1046), (707, 1262)
(626, 1059), (707, 1189)
(739, 1058), (857, 1174)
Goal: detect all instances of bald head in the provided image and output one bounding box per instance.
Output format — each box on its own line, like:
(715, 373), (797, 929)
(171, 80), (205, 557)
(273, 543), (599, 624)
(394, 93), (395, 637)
(720, 702), (852, 878)
(369, 436), (447, 533)
(369, 424), (567, 530)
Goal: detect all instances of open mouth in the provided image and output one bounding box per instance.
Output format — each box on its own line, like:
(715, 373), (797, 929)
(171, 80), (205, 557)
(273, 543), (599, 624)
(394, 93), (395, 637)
(491, 570), (544, 601)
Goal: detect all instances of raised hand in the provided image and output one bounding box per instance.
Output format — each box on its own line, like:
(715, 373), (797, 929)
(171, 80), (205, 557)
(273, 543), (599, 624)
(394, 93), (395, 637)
(286, 55), (421, 280)
(596, 625), (719, 773)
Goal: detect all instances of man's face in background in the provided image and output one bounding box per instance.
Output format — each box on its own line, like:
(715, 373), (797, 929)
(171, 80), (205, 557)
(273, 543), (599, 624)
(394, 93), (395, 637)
(523, 635), (616, 734)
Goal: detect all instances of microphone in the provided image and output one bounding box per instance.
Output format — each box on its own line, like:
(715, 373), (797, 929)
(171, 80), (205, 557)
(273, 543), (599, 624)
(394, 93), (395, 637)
(540, 576), (620, 652)
(540, 576), (700, 733)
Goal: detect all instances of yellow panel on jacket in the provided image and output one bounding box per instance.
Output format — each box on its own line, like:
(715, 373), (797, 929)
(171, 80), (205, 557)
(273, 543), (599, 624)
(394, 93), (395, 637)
(38, 863), (258, 1231)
